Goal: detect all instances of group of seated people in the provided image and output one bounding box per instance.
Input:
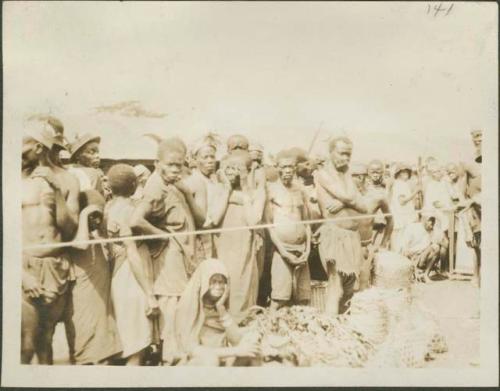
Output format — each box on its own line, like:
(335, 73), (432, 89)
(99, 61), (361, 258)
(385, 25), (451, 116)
(21, 116), (481, 366)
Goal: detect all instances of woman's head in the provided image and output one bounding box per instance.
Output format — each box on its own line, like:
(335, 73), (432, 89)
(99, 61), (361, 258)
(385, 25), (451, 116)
(204, 273), (228, 303)
(221, 151), (252, 186)
(79, 190), (105, 231)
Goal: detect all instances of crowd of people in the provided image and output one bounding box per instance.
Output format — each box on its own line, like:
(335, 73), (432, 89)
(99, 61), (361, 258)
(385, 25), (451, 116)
(21, 115), (482, 366)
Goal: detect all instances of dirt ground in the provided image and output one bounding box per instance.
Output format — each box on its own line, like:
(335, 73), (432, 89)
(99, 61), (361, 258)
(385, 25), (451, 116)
(51, 277), (480, 367)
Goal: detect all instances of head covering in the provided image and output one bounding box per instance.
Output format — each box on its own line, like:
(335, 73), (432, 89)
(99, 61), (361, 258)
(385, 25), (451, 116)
(133, 164), (151, 178)
(227, 134), (249, 152)
(394, 163), (412, 178)
(175, 259), (229, 354)
(351, 163), (368, 175)
(70, 133), (101, 159)
(190, 134), (219, 158)
(107, 163), (138, 197)
(248, 141), (264, 153)
(276, 149), (298, 164)
(24, 120), (55, 150)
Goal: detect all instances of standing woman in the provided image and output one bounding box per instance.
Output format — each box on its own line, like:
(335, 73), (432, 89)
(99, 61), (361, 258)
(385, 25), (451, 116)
(390, 163), (421, 253)
(217, 151), (266, 321)
(68, 190), (122, 365)
(105, 164), (155, 365)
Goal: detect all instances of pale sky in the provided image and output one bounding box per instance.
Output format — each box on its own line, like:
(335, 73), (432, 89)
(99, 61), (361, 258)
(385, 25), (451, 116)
(3, 1), (498, 163)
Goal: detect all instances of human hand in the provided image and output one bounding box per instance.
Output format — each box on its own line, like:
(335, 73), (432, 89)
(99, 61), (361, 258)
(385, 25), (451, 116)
(215, 282), (230, 314)
(327, 202), (344, 214)
(23, 273), (41, 299)
(146, 295), (160, 319)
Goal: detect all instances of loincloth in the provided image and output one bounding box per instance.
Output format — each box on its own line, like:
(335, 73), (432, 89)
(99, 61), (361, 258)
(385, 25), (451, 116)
(318, 223), (362, 276)
(23, 253), (73, 304)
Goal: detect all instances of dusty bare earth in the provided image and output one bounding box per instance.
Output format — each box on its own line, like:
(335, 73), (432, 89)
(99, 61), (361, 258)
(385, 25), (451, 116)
(51, 278), (480, 367)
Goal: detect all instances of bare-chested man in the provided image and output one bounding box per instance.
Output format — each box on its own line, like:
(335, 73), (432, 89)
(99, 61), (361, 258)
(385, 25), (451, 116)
(22, 125), (76, 364)
(184, 136), (230, 265)
(314, 137), (367, 315)
(351, 164), (393, 290)
(266, 150), (311, 310)
(365, 160), (390, 248)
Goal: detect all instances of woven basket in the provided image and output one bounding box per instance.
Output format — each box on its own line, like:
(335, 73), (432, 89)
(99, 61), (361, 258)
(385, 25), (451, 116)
(373, 251), (413, 290)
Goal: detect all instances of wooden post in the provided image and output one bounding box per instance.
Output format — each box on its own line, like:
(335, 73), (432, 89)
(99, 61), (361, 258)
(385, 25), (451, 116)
(448, 210), (455, 275)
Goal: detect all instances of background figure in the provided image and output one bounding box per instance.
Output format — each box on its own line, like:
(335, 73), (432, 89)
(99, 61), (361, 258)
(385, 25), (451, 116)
(399, 214), (444, 282)
(389, 163), (420, 253)
(131, 164), (152, 201)
(217, 151), (266, 321)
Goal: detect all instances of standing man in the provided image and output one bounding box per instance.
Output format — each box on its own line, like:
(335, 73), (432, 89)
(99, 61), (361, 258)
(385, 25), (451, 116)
(184, 136), (230, 265)
(351, 163), (393, 290)
(461, 130), (482, 287)
(68, 133), (104, 194)
(21, 124), (76, 364)
(314, 137), (367, 314)
(130, 137), (205, 365)
(265, 150), (312, 310)
(366, 159), (390, 248)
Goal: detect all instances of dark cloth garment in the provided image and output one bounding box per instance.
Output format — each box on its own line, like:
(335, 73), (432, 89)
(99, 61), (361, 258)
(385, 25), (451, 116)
(308, 244), (328, 281)
(23, 254), (73, 305)
(68, 245), (122, 364)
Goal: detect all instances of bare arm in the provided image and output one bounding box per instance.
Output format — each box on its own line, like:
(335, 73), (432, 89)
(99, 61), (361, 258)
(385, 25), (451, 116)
(207, 184), (232, 227)
(315, 170), (355, 205)
(175, 181), (206, 228)
(242, 186), (266, 226)
(378, 198), (393, 248)
(130, 200), (170, 237)
(70, 206), (95, 250)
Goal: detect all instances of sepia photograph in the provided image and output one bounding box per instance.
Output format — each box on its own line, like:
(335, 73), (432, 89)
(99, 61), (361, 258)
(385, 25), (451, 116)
(2, 0), (498, 387)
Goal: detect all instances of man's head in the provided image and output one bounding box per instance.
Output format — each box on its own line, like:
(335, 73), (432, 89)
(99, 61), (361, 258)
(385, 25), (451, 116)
(70, 134), (101, 169)
(328, 136), (353, 172)
(276, 149), (297, 186)
(194, 144), (217, 176)
(248, 142), (264, 164)
(107, 163), (138, 197)
(351, 163), (368, 192)
(446, 163), (459, 182)
(227, 134), (249, 153)
(156, 138), (187, 185)
(421, 213), (436, 232)
(221, 151), (252, 187)
(22, 122), (55, 171)
(367, 159), (384, 185)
